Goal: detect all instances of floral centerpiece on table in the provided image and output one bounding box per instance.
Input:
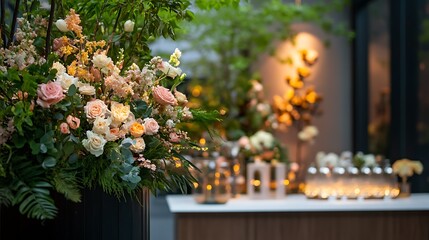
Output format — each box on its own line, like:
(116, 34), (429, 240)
(0, 9), (215, 220)
(392, 158), (424, 185)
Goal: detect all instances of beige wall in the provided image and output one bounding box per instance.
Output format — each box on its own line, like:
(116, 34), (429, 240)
(258, 23), (352, 168)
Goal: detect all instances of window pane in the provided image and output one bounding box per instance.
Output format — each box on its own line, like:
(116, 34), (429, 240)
(367, 0), (390, 156)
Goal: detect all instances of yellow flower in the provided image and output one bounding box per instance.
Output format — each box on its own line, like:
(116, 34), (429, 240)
(393, 158), (424, 178)
(129, 122), (145, 138)
(67, 61), (78, 76)
(60, 45), (75, 57)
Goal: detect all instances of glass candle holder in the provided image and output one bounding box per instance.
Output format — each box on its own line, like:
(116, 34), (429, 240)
(192, 157), (231, 204)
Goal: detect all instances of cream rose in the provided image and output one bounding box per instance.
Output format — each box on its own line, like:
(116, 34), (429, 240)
(130, 137), (146, 153)
(152, 86), (177, 106)
(110, 101), (131, 124)
(92, 117), (112, 135)
(84, 99), (108, 120)
(52, 62), (66, 77)
(92, 53), (113, 74)
(143, 118), (159, 135)
(56, 72), (78, 91)
(82, 130), (107, 157)
(174, 90), (188, 105)
(78, 82), (96, 95)
(36, 82), (65, 108)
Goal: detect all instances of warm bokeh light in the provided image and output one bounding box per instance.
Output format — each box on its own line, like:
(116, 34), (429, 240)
(192, 85), (202, 97)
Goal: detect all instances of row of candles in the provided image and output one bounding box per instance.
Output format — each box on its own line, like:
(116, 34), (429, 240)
(191, 155), (402, 203)
(304, 165), (400, 199)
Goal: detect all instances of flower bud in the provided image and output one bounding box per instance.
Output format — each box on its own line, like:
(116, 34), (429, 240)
(55, 19), (69, 32)
(124, 20), (135, 32)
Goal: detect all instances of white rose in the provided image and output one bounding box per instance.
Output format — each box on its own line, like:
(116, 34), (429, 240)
(130, 137), (146, 153)
(304, 125), (319, 137)
(55, 19), (69, 32)
(250, 130), (274, 151)
(82, 130), (107, 157)
(92, 117), (112, 135)
(159, 61), (182, 78)
(124, 20), (135, 32)
(78, 82), (96, 95)
(52, 62), (66, 77)
(298, 130), (312, 141)
(56, 73), (78, 91)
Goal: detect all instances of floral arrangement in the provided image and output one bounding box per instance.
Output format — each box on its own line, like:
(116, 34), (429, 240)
(0, 9), (215, 220)
(392, 158), (424, 183)
(237, 130), (286, 163)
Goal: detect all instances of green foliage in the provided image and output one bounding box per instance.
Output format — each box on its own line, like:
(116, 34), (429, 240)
(52, 169), (82, 203)
(10, 156), (58, 220)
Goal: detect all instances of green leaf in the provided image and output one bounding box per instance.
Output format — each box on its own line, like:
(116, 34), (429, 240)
(40, 144), (48, 154)
(42, 157), (57, 169)
(29, 141), (41, 155)
(53, 113), (64, 120)
(68, 153), (78, 164)
(67, 84), (77, 96)
(12, 135), (27, 148)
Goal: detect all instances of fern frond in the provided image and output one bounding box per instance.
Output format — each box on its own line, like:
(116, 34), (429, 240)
(0, 187), (14, 206)
(52, 170), (82, 203)
(10, 157), (58, 220)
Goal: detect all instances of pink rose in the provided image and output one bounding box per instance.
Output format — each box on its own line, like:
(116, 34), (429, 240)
(36, 82), (65, 108)
(60, 122), (70, 134)
(169, 132), (180, 143)
(152, 86), (177, 106)
(66, 115), (80, 129)
(84, 99), (108, 120)
(143, 118), (159, 135)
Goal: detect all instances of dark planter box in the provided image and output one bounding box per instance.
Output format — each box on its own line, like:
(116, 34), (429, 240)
(0, 188), (147, 240)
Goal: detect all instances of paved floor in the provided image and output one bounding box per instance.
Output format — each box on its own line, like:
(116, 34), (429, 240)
(150, 194), (175, 240)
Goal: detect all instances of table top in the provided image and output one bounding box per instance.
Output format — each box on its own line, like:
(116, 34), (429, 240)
(166, 193), (429, 213)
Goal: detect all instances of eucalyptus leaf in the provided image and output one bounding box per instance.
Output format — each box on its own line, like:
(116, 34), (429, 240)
(42, 157), (57, 169)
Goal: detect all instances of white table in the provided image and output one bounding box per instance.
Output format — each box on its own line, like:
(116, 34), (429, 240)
(167, 193), (429, 213)
(166, 193), (429, 240)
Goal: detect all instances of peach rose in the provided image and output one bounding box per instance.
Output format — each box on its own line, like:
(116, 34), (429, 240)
(169, 132), (180, 143)
(66, 115), (80, 129)
(36, 82), (65, 108)
(143, 118), (159, 135)
(60, 122), (70, 134)
(105, 127), (121, 141)
(84, 99), (108, 120)
(129, 122), (145, 138)
(152, 86), (177, 106)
